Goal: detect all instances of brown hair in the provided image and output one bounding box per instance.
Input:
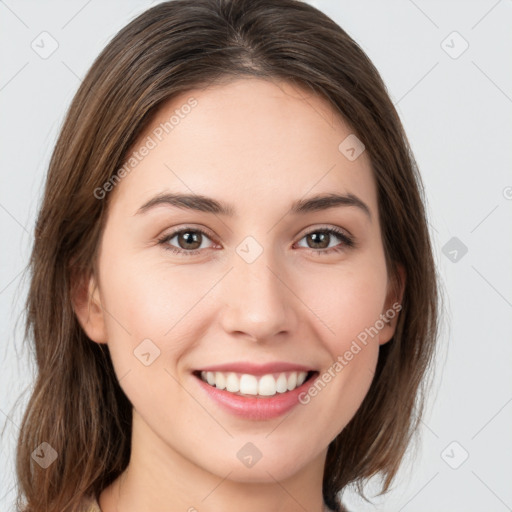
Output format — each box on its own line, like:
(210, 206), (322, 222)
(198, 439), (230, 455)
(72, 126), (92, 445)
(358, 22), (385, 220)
(12, 0), (439, 510)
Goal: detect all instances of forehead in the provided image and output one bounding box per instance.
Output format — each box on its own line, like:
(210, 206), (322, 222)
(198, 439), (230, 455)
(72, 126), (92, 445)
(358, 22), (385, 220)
(113, 77), (377, 218)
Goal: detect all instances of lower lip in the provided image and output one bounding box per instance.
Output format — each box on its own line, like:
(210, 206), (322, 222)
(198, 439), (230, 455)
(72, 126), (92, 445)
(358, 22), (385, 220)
(194, 373), (318, 421)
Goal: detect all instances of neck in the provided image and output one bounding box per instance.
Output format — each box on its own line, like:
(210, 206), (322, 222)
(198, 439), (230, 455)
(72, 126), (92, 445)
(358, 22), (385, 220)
(99, 409), (329, 512)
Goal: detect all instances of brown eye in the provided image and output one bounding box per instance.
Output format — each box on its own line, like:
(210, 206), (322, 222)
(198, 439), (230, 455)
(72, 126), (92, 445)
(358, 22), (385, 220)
(296, 227), (355, 254)
(158, 228), (215, 255)
(176, 230), (202, 250)
(305, 231), (330, 249)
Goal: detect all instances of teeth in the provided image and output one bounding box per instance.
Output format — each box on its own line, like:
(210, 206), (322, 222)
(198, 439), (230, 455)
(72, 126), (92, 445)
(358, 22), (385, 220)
(226, 372), (240, 392)
(199, 370), (310, 396)
(287, 372), (297, 391)
(297, 372), (307, 386)
(276, 373), (288, 393)
(240, 374), (258, 395)
(258, 375), (276, 396)
(215, 372), (226, 390)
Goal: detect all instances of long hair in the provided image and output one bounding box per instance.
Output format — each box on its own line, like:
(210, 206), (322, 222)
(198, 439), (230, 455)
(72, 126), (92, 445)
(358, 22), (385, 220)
(13, 1), (440, 510)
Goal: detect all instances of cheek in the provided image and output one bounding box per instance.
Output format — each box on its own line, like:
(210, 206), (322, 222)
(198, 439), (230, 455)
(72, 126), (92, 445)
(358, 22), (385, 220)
(300, 257), (388, 354)
(292, 266), (386, 442)
(297, 255), (387, 403)
(97, 252), (225, 394)
(97, 256), (208, 408)
(100, 254), (213, 341)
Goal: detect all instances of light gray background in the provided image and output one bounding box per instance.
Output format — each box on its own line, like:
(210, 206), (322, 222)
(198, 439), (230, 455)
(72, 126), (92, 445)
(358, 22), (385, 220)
(1, 1), (511, 511)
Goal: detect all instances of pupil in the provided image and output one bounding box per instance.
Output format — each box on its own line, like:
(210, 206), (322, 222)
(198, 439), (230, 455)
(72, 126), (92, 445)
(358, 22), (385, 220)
(177, 231), (331, 251)
(180, 231), (201, 250)
(309, 232), (328, 249)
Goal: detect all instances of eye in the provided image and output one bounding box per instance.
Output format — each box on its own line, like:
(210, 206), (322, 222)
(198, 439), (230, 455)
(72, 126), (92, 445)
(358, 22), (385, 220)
(295, 226), (355, 255)
(157, 227), (216, 255)
(157, 225), (355, 257)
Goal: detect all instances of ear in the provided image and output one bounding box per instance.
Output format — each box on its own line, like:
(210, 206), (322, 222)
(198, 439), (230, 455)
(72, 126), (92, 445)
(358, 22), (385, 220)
(378, 263), (405, 345)
(71, 270), (108, 344)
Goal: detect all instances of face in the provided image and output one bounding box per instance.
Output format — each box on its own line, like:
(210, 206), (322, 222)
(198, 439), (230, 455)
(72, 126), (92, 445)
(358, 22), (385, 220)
(76, 77), (402, 484)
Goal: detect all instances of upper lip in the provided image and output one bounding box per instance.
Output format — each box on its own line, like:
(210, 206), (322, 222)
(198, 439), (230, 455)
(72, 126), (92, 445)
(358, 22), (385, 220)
(194, 362), (316, 376)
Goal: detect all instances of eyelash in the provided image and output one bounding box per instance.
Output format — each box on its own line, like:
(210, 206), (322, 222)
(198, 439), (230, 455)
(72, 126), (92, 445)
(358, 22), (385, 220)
(157, 226), (355, 257)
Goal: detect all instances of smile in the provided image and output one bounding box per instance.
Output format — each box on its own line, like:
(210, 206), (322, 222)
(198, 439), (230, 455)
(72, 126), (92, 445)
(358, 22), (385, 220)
(196, 370), (315, 397)
(192, 362), (319, 419)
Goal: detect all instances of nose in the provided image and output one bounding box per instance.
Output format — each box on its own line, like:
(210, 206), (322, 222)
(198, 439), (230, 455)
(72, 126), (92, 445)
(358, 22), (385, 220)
(218, 246), (298, 343)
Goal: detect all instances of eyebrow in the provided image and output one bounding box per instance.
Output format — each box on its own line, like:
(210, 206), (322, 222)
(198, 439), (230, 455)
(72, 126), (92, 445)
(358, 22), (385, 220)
(136, 192), (372, 221)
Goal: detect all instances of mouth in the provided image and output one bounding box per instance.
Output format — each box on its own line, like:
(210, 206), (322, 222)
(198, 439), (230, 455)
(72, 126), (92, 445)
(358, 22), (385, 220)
(192, 369), (319, 398)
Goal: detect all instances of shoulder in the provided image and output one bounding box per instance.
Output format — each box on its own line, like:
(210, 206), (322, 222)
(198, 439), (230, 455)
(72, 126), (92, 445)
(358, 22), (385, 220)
(78, 494), (102, 512)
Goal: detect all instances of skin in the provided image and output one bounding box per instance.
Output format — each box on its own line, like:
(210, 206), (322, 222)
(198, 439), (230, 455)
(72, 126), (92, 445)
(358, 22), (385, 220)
(73, 77), (404, 512)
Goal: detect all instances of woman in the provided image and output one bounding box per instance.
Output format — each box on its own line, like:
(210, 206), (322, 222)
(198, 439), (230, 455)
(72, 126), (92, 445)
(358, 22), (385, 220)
(15, 1), (439, 511)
